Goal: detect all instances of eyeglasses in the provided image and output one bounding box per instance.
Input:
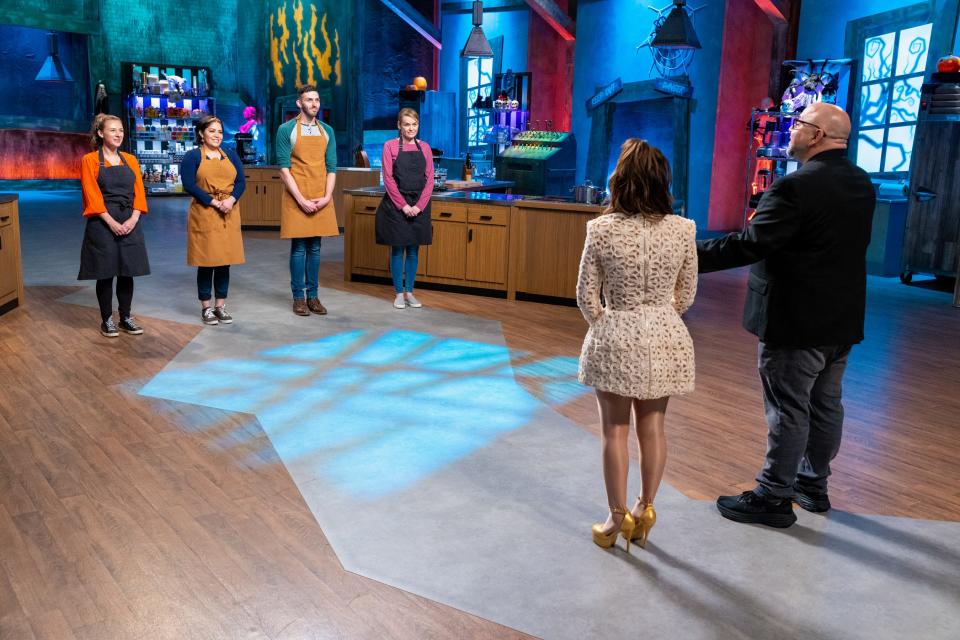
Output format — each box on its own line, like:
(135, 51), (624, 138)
(789, 118), (849, 141)
(790, 118), (822, 133)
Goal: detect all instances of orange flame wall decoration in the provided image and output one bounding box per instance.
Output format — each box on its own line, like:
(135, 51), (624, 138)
(270, 0), (341, 89)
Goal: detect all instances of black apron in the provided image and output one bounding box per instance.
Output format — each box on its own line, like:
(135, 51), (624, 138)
(78, 150), (151, 280)
(375, 138), (433, 246)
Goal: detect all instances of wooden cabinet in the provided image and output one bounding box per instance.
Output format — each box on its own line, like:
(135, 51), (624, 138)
(352, 197), (390, 271)
(241, 168), (283, 227)
(332, 168), (380, 228)
(345, 192), (601, 299)
(466, 224), (507, 284)
(901, 116), (960, 282)
(510, 204), (598, 299)
(0, 196), (24, 315)
(465, 205), (508, 284)
(427, 220), (467, 280)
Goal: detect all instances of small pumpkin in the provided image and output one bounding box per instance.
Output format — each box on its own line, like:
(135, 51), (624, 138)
(413, 76), (428, 91)
(937, 55), (960, 73)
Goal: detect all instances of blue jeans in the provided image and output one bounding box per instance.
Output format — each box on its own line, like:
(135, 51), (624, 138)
(197, 266), (230, 301)
(290, 237), (322, 299)
(390, 245), (419, 293)
(755, 343), (852, 498)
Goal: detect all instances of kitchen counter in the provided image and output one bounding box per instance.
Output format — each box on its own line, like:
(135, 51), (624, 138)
(344, 186), (602, 213)
(0, 193), (18, 204)
(343, 187), (604, 301)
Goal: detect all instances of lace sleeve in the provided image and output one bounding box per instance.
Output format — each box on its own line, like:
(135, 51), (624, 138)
(577, 221), (604, 324)
(673, 221), (698, 315)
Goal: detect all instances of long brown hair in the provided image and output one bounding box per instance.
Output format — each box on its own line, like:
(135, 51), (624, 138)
(604, 138), (673, 218)
(89, 114), (123, 150)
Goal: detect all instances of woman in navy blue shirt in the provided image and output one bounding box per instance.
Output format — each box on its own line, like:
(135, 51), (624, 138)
(180, 116), (246, 325)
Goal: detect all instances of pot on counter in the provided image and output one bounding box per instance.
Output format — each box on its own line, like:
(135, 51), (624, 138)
(570, 180), (607, 204)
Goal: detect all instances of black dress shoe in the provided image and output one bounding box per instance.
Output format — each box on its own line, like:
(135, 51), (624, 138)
(793, 484), (831, 513)
(716, 490), (797, 528)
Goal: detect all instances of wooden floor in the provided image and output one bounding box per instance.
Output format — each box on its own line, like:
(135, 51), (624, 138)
(1, 263), (958, 639)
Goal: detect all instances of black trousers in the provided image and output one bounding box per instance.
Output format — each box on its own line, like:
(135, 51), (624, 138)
(96, 277), (134, 321)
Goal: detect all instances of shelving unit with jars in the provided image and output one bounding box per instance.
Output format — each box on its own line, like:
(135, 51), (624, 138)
(121, 62), (215, 195)
(743, 109), (799, 226)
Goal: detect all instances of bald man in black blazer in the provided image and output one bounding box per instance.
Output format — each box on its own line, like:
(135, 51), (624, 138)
(697, 102), (875, 527)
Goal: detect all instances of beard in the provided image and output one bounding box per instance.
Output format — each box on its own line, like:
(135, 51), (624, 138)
(787, 139), (802, 159)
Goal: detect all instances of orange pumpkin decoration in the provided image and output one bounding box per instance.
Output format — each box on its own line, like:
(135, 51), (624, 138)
(937, 55), (960, 73)
(413, 76), (428, 91)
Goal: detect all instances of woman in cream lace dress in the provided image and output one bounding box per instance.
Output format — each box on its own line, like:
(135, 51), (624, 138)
(577, 139), (697, 551)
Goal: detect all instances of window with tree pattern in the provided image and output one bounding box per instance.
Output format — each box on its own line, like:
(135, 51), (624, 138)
(856, 22), (932, 173)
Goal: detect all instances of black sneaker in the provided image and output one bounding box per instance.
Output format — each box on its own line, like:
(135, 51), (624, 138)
(100, 318), (119, 338)
(201, 307), (219, 325)
(213, 305), (233, 324)
(793, 484), (831, 513)
(716, 490), (797, 528)
(119, 316), (144, 335)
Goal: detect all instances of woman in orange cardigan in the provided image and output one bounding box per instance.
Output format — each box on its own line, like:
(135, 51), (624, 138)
(78, 114), (150, 337)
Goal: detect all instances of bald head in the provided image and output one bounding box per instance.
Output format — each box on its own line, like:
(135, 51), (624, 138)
(786, 102), (851, 162)
(804, 103), (851, 144)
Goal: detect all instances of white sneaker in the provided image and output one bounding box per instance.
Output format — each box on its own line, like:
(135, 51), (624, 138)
(404, 293), (422, 308)
(393, 294), (406, 309)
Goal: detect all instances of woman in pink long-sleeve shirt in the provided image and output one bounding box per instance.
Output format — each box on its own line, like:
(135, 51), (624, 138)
(374, 108), (434, 309)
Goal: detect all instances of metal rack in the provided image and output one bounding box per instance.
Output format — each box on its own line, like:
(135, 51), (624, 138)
(121, 62), (215, 195)
(743, 109), (800, 226)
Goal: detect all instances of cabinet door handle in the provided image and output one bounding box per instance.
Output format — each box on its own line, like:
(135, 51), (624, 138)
(468, 229), (473, 242)
(364, 206), (376, 211)
(0, 216), (9, 222)
(439, 211), (452, 217)
(479, 215), (492, 221)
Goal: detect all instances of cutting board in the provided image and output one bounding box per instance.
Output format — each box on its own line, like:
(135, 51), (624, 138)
(441, 180), (483, 189)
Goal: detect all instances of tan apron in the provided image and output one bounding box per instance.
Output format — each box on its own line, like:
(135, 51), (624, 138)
(187, 150), (245, 266)
(280, 118), (339, 239)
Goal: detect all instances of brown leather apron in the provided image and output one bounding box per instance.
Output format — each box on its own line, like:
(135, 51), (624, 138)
(186, 150), (245, 266)
(280, 118), (339, 239)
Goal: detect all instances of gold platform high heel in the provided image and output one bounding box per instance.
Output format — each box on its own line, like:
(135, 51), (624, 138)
(592, 506), (636, 551)
(631, 502), (656, 548)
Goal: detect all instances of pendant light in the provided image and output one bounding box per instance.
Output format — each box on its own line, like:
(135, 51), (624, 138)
(35, 32), (75, 83)
(651, 0), (702, 50)
(460, 1), (494, 58)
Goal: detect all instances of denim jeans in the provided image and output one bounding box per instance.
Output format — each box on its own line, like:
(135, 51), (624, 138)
(390, 245), (419, 293)
(197, 265), (230, 301)
(290, 237), (322, 299)
(755, 343), (852, 498)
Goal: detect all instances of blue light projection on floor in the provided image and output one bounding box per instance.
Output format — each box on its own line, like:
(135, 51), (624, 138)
(139, 329), (589, 500)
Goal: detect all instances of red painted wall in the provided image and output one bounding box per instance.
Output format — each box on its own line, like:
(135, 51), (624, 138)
(0, 130), (88, 179)
(707, 1), (775, 231)
(527, 2), (573, 131)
